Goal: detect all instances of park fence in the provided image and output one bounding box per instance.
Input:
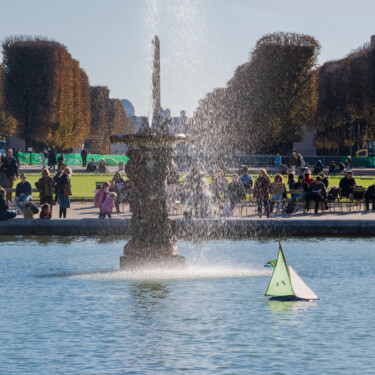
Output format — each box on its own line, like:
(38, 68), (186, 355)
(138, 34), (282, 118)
(17, 152), (129, 167)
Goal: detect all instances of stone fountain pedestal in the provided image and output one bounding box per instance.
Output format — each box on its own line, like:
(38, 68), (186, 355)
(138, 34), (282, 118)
(111, 134), (187, 270)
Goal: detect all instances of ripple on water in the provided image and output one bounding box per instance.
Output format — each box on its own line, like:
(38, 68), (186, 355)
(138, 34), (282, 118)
(70, 266), (271, 281)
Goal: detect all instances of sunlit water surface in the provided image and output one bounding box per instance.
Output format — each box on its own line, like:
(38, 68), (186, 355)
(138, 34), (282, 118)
(1, 236), (374, 374)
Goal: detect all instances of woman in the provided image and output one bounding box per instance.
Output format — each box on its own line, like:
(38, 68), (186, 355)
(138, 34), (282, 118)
(270, 174), (286, 214)
(38, 168), (54, 208)
(98, 159), (107, 173)
(253, 169), (272, 218)
(112, 172), (126, 190)
(209, 174), (221, 203)
(287, 172), (296, 190)
(58, 167), (72, 218)
(304, 170), (315, 186)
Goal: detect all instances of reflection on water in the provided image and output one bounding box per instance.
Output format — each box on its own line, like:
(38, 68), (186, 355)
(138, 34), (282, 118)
(267, 300), (317, 314)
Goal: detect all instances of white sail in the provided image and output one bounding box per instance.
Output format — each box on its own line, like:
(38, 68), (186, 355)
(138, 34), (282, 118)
(288, 265), (319, 300)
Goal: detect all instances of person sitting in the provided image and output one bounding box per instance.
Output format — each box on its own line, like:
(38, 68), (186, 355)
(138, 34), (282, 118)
(287, 172), (296, 190)
(15, 173), (32, 213)
(218, 169), (229, 200)
(278, 163), (288, 175)
(337, 162), (345, 173)
(319, 173), (329, 189)
(239, 166), (253, 195)
(304, 170), (315, 186)
(23, 202), (34, 219)
(39, 203), (52, 219)
(339, 171), (356, 198)
(57, 153), (65, 168)
(365, 184), (375, 211)
(0, 188), (16, 221)
(86, 158), (98, 172)
(98, 159), (107, 173)
(270, 174), (286, 214)
(309, 176), (328, 214)
(313, 160), (324, 175)
(328, 161), (336, 176)
(227, 173), (245, 211)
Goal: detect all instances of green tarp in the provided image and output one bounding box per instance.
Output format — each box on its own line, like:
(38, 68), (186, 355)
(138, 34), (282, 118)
(17, 152), (129, 167)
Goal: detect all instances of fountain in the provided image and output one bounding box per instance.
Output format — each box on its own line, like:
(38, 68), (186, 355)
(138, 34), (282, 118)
(110, 36), (186, 270)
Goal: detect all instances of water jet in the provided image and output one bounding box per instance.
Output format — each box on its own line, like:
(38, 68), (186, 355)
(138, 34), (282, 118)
(111, 36), (186, 270)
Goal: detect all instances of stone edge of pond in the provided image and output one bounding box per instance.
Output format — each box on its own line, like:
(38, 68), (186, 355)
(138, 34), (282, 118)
(1, 218), (375, 237)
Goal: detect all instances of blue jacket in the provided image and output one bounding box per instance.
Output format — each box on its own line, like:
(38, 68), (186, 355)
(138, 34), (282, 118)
(16, 181), (32, 196)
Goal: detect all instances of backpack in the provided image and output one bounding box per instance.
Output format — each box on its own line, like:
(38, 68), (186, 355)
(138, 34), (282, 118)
(94, 188), (106, 207)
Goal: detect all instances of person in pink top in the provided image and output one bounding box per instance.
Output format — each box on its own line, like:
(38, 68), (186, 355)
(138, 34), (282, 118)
(99, 192), (117, 219)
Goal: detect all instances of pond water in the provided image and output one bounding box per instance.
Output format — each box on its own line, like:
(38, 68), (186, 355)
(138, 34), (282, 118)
(0, 236), (374, 374)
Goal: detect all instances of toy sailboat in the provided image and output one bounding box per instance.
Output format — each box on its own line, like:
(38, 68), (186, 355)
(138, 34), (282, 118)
(265, 243), (319, 301)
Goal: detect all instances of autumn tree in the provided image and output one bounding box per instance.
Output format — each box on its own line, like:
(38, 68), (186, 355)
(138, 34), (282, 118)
(86, 87), (132, 154)
(2, 36), (91, 150)
(314, 42), (375, 155)
(191, 32), (320, 156)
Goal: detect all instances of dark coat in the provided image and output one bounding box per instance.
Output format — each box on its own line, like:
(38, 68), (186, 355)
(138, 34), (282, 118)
(1, 156), (19, 177)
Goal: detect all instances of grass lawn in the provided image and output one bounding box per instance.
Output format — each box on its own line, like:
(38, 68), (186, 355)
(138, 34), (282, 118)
(11, 172), (375, 201)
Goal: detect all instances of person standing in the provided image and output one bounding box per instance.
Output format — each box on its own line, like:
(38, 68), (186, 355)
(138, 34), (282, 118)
(253, 169), (272, 218)
(0, 149), (19, 202)
(37, 168), (54, 208)
(41, 148), (48, 169)
(57, 167), (72, 218)
(48, 146), (57, 171)
(274, 153), (281, 175)
(81, 148), (88, 167)
(289, 152), (297, 174)
(14, 173), (32, 213)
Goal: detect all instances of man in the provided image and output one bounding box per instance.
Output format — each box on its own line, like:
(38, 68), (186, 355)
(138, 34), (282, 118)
(239, 166), (253, 195)
(0, 149), (19, 202)
(228, 173), (245, 211)
(309, 176), (328, 214)
(81, 148), (88, 167)
(15, 173), (32, 213)
(339, 171), (356, 198)
(86, 158), (97, 172)
(48, 146), (57, 171)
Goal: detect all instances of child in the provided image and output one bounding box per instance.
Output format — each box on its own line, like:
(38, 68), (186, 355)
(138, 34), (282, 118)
(99, 192), (117, 219)
(94, 182), (110, 211)
(222, 201), (232, 216)
(23, 202), (34, 219)
(39, 203), (52, 219)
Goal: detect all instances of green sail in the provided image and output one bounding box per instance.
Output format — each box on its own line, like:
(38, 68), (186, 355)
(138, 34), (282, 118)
(265, 245), (294, 296)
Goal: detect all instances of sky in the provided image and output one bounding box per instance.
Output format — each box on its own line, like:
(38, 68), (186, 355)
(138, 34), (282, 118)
(0, 0), (375, 117)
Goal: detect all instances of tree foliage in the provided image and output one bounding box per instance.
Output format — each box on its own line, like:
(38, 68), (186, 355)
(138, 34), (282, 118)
(314, 43), (375, 154)
(2, 36), (91, 150)
(191, 32), (320, 155)
(0, 65), (17, 139)
(85, 87), (133, 154)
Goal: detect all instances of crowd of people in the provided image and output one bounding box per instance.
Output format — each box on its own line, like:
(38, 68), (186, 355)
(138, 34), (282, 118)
(1, 146), (375, 220)
(0, 148), (74, 220)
